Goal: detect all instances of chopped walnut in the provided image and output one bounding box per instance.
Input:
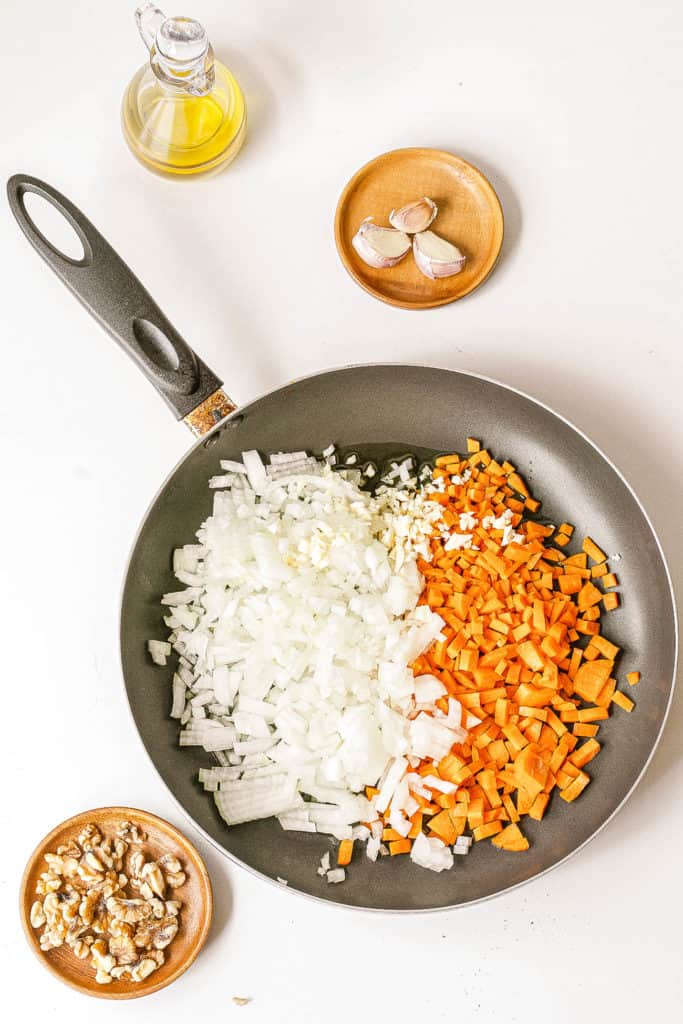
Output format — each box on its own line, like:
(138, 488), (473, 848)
(30, 900), (46, 928)
(116, 821), (147, 845)
(141, 862), (166, 898)
(106, 896), (153, 924)
(133, 915), (178, 951)
(109, 933), (138, 965)
(165, 870), (186, 889)
(158, 853), (182, 875)
(128, 850), (145, 878)
(29, 820), (187, 985)
(131, 957), (157, 982)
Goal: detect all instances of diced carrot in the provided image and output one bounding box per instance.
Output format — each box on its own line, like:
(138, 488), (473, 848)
(508, 473), (529, 498)
(502, 793), (520, 823)
(515, 683), (556, 708)
(473, 821), (504, 841)
(577, 706), (610, 723)
(518, 641), (545, 672)
(569, 739), (601, 768)
(538, 724), (558, 752)
(369, 444), (628, 858)
(512, 622), (531, 642)
(572, 659), (613, 703)
(337, 840), (354, 866)
(527, 792), (550, 820)
(502, 723), (528, 752)
(596, 677), (617, 708)
(559, 771), (590, 802)
(626, 671), (641, 686)
(565, 552), (587, 568)
(577, 581), (604, 611)
(573, 723), (599, 738)
(592, 635), (620, 660)
(568, 648), (583, 680)
(467, 799), (485, 829)
(408, 813), (423, 838)
(389, 839), (412, 856)
(438, 752), (465, 783)
(612, 691), (634, 712)
(491, 823), (529, 851)
(514, 745), (548, 799)
(583, 537), (607, 563)
(519, 706), (548, 721)
(603, 592), (620, 611)
(428, 809), (458, 845)
(494, 698), (509, 726)
(558, 575), (582, 595)
(546, 710), (567, 737)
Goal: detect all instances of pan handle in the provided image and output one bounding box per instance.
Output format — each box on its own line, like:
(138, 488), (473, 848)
(6, 174), (236, 433)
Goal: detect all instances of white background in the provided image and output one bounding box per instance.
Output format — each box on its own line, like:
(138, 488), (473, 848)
(1, 1), (681, 1020)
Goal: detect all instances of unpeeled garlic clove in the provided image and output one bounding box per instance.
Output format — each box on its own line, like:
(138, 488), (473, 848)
(389, 197), (437, 234)
(412, 230), (466, 279)
(352, 218), (411, 269)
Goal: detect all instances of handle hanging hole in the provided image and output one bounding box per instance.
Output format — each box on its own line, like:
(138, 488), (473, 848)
(22, 191), (86, 263)
(132, 318), (181, 371)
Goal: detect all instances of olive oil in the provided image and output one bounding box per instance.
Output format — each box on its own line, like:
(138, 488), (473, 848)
(122, 4), (246, 177)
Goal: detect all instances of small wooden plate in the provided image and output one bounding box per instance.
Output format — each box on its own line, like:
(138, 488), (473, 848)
(335, 147), (504, 309)
(20, 807), (213, 1000)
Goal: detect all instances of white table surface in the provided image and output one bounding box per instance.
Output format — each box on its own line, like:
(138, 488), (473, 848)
(1, 1), (682, 1019)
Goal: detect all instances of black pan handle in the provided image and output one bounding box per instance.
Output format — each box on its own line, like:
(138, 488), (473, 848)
(7, 173), (232, 424)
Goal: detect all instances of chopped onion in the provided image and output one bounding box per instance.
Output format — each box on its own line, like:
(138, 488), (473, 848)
(148, 448), (487, 873)
(410, 832), (454, 872)
(366, 836), (381, 862)
(242, 450), (267, 493)
(214, 774), (300, 825)
(326, 868), (346, 884)
(147, 640), (171, 665)
(413, 674), (447, 704)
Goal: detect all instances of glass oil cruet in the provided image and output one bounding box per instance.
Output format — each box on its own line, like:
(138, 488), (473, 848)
(122, 3), (247, 176)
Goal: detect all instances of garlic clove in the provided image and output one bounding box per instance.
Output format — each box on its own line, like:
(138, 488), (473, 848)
(389, 197), (437, 234)
(352, 218), (411, 269)
(412, 230), (466, 279)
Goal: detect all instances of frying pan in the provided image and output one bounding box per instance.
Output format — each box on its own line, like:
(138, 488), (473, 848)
(8, 174), (677, 912)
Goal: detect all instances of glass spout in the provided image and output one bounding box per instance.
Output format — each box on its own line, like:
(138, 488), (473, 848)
(135, 3), (215, 96)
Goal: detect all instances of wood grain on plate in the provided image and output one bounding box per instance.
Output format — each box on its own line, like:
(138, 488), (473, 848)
(19, 806), (213, 1000)
(335, 148), (504, 309)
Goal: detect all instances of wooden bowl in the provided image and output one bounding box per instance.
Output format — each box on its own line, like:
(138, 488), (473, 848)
(334, 147), (504, 309)
(19, 807), (213, 999)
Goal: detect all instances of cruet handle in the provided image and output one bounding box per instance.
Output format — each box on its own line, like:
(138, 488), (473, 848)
(136, 3), (166, 53)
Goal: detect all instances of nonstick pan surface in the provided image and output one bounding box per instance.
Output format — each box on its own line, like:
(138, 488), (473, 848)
(8, 176), (677, 911)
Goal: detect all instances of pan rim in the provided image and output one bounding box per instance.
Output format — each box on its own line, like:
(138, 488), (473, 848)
(118, 362), (678, 913)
